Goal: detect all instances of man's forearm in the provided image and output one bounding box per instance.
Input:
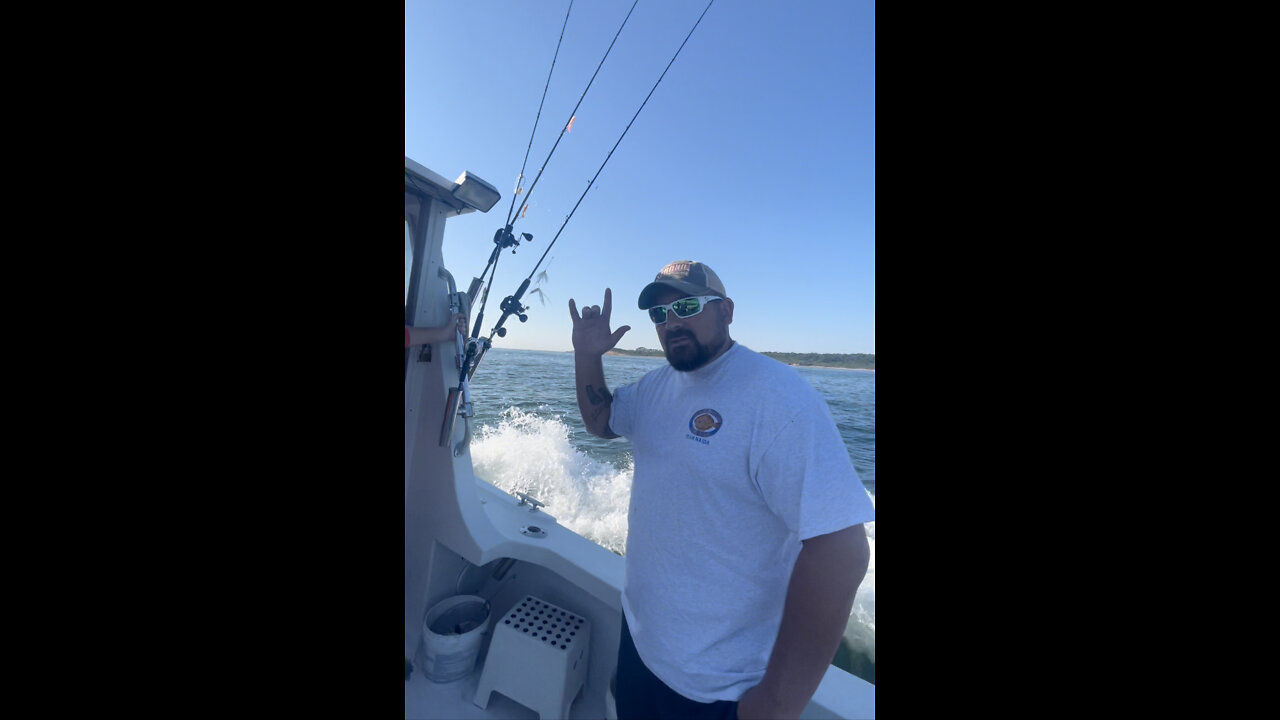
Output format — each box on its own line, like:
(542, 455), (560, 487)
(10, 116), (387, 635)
(740, 525), (870, 719)
(575, 353), (618, 438)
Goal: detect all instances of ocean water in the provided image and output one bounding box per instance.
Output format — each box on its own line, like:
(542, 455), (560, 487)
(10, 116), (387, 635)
(463, 347), (876, 683)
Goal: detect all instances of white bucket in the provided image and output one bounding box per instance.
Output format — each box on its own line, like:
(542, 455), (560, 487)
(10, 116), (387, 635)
(421, 595), (490, 683)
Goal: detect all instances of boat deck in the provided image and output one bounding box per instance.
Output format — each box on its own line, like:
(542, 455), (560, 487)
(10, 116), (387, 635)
(405, 653), (873, 720)
(404, 659), (608, 720)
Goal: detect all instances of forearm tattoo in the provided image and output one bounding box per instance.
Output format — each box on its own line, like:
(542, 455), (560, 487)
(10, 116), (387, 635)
(584, 384), (618, 437)
(585, 385), (613, 406)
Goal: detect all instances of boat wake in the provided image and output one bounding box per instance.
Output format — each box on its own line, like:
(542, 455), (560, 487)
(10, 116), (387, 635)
(472, 408), (632, 555)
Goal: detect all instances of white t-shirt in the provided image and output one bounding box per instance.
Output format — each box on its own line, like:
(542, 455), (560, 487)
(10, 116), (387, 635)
(609, 342), (875, 702)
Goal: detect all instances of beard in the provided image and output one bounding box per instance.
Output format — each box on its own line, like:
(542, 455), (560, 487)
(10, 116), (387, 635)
(663, 328), (729, 372)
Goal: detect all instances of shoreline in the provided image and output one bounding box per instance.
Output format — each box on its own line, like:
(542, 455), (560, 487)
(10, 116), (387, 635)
(603, 351), (874, 372)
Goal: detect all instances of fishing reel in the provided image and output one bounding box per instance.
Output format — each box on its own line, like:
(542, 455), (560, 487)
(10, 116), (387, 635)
(492, 225), (533, 254)
(494, 293), (528, 336)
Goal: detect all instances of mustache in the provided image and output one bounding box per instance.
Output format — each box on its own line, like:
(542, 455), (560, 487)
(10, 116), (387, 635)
(665, 329), (695, 342)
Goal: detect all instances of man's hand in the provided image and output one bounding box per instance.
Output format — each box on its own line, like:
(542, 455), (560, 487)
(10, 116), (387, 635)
(738, 525), (870, 720)
(569, 289), (629, 438)
(568, 288), (631, 356)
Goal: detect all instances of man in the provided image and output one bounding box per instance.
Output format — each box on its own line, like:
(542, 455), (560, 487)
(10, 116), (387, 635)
(568, 260), (874, 720)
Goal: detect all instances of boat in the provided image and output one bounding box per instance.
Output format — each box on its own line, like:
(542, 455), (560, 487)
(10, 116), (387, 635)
(404, 156), (875, 719)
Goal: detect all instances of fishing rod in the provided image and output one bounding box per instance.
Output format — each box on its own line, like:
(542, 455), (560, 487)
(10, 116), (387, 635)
(481, 0), (638, 281)
(501, 0), (639, 239)
(464, 0), (585, 365)
(468, 0), (576, 317)
(471, 0), (718, 377)
(459, 0), (644, 386)
(455, 0), (581, 397)
(444, 0), (715, 455)
(503, 0), (575, 230)
(526, 0), (716, 287)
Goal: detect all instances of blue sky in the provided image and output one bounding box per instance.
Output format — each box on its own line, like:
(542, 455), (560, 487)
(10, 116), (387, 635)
(406, 0), (874, 354)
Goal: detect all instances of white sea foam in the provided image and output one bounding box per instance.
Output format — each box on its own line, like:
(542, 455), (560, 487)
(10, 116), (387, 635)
(846, 495), (875, 662)
(472, 408), (632, 555)
(471, 407), (875, 659)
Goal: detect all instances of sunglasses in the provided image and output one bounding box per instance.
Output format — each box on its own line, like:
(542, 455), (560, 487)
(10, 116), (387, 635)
(648, 295), (722, 325)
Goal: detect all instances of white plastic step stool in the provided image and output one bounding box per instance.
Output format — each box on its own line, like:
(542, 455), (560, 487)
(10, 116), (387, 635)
(474, 595), (591, 720)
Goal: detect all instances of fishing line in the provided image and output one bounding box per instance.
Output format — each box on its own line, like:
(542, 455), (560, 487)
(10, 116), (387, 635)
(504, 0), (575, 229)
(473, 0), (625, 345)
(524, 0), (716, 285)
(486, 0), (716, 340)
(505, 0), (640, 238)
(466, 0), (715, 379)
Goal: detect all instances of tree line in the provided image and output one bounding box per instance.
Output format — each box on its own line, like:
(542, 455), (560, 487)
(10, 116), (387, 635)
(611, 347), (875, 370)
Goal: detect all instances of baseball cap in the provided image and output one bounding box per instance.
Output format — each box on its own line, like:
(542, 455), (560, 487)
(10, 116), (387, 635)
(637, 260), (727, 309)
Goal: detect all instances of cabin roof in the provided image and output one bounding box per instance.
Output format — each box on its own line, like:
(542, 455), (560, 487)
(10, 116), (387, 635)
(405, 156), (479, 215)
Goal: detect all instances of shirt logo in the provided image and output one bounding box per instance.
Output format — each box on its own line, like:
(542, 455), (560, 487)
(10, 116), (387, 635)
(688, 408), (723, 438)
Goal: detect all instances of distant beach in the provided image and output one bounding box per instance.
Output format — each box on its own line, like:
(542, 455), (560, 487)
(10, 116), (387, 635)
(607, 348), (874, 372)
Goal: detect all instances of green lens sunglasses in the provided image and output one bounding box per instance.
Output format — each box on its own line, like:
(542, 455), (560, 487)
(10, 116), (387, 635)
(648, 295), (722, 324)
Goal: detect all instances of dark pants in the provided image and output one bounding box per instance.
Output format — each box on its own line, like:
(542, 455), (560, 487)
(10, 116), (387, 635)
(616, 614), (739, 720)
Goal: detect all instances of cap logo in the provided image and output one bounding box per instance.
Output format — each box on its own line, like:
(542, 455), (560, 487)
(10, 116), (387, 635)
(660, 261), (692, 279)
(640, 260), (723, 309)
